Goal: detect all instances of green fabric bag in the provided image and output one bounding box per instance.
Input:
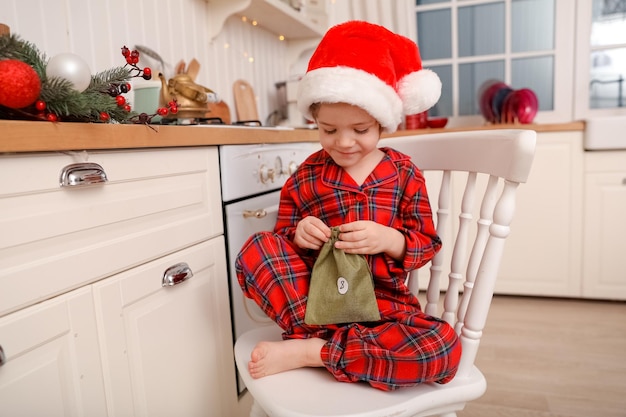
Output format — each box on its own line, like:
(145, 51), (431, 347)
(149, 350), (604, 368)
(304, 227), (381, 325)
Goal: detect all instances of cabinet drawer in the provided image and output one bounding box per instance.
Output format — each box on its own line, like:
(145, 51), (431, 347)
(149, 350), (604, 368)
(0, 147), (222, 316)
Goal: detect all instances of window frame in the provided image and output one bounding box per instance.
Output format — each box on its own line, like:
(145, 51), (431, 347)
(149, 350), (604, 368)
(412, 0), (576, 126)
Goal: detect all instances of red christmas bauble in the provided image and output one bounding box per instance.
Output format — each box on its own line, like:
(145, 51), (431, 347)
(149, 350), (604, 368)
(0, 59), (42, 109)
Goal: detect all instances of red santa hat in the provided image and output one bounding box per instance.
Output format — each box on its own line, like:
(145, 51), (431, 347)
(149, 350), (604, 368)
(297, 20), (441, 133)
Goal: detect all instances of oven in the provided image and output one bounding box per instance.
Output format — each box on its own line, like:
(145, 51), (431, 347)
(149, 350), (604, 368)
(219, 142), (320, 394)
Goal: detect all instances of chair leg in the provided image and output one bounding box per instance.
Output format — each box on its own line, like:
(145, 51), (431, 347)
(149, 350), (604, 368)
(250, 399), (268, 417)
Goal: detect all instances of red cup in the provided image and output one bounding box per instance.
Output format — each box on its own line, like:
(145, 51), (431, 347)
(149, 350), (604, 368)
(405, 112), (428, 129)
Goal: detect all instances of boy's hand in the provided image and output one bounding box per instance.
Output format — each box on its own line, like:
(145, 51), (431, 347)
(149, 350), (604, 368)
(294, 216), (331, 250)
(335, 221), (406, 260)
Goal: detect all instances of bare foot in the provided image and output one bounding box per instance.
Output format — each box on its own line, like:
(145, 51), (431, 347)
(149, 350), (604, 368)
(248, 338), (326, 379)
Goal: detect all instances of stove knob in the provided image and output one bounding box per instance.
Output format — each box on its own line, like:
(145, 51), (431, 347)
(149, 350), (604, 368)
(259, 165), (275, 184)
(287, 161), (299, 176)
(275, 156), (283, 177)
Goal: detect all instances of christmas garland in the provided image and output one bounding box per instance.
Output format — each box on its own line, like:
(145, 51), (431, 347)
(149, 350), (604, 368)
(0, 33), (174, 123)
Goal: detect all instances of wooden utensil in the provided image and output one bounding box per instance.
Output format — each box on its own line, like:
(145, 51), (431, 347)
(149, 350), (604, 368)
(233, 79), (259, 122)
(175, 60), (186, 75)
(187, 59), (200, 81)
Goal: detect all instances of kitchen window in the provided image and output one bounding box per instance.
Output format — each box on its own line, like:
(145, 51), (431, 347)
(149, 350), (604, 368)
(415, 0), (575, 124)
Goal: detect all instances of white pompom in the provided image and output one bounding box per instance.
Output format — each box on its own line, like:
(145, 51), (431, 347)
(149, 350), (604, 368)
(398, 69), (442, 115)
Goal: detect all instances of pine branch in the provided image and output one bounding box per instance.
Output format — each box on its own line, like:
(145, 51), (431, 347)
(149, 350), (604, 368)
(1, 34), (144, 124)
(0, 34), (47, 76)
(88, 67), (132, 92)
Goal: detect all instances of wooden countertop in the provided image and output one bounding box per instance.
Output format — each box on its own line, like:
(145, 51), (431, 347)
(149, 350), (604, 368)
(0, 119), (585, 153)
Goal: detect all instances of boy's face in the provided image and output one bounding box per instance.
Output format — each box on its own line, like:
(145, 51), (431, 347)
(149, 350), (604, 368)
(315, 102), (382, 170)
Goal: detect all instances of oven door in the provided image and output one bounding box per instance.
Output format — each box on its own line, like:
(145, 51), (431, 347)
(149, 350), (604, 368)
(224, 191), (283, 393)
(225, 191), (282, 337)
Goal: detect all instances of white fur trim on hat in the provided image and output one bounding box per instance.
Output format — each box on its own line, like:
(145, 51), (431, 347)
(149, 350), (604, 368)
(296, 66), (403, 133)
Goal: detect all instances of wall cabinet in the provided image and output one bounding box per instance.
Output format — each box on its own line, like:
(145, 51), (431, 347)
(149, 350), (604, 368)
(207, 0), (328, 40)
(583, 151), (626, 300)
(206, 0), (326, 67)
(0, 146), (237, 416)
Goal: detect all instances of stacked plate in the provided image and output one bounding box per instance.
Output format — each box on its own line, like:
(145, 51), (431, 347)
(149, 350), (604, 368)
(478, 80), (538, 124)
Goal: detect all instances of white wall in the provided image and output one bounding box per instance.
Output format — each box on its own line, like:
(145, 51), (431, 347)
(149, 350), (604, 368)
(1, 0), (290, 123)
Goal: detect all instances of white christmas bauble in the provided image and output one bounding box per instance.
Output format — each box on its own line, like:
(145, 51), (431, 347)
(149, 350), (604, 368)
(46, 53), (92, 92)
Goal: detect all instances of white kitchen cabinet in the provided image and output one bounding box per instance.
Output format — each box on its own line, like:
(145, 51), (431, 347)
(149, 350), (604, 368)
(0, 145), (237, 416)
(0, 287), (107, 417)
(0, 148), (222, 317)
(495, 131), (584, 297)
(582, 151), (626, 300)
(93, 238), (237, 417)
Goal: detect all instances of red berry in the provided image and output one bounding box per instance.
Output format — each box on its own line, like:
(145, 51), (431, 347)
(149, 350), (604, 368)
(125, 82), (131, 92)
(100, 112), (110, 121)
(169, 106), (178, 114)
(115, 95), (126, 106)
(35, 100), (46, 111)
(126, 56), (134, 65)
(121, 46), (131, 57)
(46, 113), (58, 122)
(143, 67), (152, 77)
(124, 104), (131, 112)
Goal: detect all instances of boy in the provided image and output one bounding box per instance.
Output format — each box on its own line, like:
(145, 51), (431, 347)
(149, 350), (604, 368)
(235, 21), (461, 391)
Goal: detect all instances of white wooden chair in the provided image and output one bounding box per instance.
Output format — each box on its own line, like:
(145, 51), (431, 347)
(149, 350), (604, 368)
(234, 129), (536, 417)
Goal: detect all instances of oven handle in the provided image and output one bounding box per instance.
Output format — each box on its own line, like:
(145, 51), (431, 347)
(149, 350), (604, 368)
(242, 204), (279, 219)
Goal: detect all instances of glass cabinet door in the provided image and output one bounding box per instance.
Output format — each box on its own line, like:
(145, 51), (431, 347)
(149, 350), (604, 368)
(416, 0), (558, 118)
(589, 0), (626, 109)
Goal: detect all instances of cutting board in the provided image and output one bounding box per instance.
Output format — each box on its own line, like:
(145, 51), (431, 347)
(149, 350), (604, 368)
(206, 100), (231, 124)
(233, 79), (259, 122)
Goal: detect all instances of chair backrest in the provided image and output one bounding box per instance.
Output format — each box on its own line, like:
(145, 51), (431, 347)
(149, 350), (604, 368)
(380, 128), (536, 378)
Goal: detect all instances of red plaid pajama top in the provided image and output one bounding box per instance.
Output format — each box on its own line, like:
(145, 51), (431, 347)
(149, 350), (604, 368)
(235, 147), (461, 391)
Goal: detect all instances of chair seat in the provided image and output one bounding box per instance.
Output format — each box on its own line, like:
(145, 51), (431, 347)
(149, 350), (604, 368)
(235, 325), (487, 417)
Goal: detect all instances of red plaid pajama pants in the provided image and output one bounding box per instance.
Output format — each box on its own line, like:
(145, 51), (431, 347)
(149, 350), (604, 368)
(235, 231), (461, 391)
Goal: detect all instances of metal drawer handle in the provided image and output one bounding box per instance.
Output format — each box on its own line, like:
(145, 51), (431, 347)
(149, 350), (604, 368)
(162, 262), (193, 287)
(242, 204), (279, 219)
(243, 209), (268, 219)
(59, 162), (108, 188)
(0, 345), (5, 367)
